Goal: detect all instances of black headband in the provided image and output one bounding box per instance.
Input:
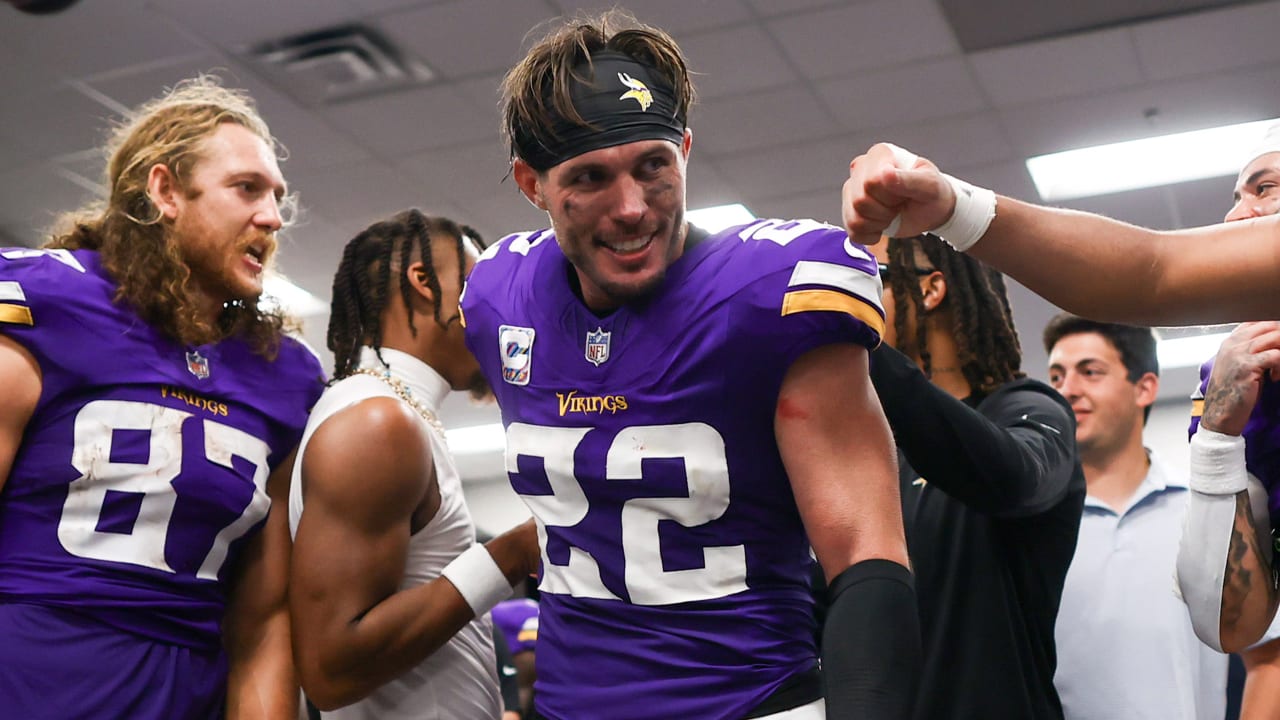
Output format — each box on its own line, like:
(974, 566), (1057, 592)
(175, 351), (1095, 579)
(512, 50), (686, 172)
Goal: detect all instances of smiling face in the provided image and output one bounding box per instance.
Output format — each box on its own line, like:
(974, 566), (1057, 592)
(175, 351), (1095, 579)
(167, 122), (286, 315)
(1047, 331), (1152, 458)
(1225, 151), (1280, 222)
(514, 132), (692, 312)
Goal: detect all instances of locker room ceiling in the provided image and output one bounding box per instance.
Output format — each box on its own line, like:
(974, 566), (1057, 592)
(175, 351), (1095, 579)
(2, 0), (1276, 420)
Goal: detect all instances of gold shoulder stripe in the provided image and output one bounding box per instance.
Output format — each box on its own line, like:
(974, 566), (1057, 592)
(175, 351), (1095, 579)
(781, 289), (885, 338)
(1190, 399), (1204, 419)
(0, 303), (32, 326)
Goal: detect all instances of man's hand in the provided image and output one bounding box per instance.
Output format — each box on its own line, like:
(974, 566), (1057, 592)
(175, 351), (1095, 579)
(1202, 322), (1280, 436)
(842, 143), (954, 246)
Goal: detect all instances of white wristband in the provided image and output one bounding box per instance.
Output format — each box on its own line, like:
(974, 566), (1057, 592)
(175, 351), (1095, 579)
(882, 144), (919, 238)
(440, 544), (511, 617)
(1189, 427), (1249, 495)
(932, 174), (996, 252)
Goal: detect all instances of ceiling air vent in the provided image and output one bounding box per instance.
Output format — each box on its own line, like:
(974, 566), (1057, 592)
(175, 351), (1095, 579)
(246, 25), (434, 105)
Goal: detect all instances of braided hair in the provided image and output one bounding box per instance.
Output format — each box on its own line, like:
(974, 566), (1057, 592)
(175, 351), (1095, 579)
(884, 234), (1024, 395)
(327, 209), (484, 379)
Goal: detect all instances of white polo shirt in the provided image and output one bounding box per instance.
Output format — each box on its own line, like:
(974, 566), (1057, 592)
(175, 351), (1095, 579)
(1054, 452), (1227, 720)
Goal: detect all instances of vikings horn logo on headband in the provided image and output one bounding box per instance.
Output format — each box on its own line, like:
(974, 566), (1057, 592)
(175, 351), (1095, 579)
(618, 73), (653, 111)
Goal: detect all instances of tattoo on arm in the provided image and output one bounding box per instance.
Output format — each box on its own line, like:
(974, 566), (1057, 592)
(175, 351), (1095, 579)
(1222, 492), (1272, 631)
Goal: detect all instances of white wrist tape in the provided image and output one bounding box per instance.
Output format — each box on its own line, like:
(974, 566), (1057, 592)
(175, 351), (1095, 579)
(932, 174), (996, 252)
(1189, 427), (1249, 495)
(440, 544), (511, 617)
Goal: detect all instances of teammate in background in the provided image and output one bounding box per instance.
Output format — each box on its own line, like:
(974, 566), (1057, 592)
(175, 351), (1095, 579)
(463, 10), (921, 719)
(492, 596), (539, 717)
(840, 127), (1280, 711)
(1186, 129), (1280, 718)
(288, 210), (539, 719)
(0, 77), (324, 718)
(1045, 315), (1228, 719)
(867, 235), (1082, 719)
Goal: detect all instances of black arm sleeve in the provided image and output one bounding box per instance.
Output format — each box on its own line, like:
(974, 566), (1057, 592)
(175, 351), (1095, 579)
(869, 343), (1078, 517)
(822, 559), (921, 720)
(493, 625), (521, 716)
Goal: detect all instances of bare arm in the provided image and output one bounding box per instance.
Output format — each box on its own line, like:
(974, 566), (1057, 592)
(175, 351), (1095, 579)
(777, 343), (919, 719)
(290, 398), (538, 711)
(1242, 638), (1280, 719)
(1203, 324), (1280, 650)
(224, 448), (300, 720)
(776, 344), (906, 578)
(842, 142), (1280, 325)
(0, 334), (40, 492)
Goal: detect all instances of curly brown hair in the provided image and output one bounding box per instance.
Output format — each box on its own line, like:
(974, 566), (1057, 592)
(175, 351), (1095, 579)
(500, 8), (695, 164)
(46, 75), (294, 357)
(885, 234), (1025, 395)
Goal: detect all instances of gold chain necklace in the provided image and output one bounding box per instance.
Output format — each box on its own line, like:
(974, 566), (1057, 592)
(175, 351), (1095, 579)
(350, 368), (449, 444)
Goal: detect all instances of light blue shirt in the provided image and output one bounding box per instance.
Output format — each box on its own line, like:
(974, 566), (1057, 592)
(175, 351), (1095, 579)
(1054, 452), (1227, 720)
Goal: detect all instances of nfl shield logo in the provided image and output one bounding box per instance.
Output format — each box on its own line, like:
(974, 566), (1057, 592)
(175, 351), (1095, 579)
(186, 350), (210, 379)
(585, 327), (610, 366)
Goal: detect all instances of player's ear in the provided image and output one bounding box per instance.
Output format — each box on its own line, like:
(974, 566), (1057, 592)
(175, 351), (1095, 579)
(146, 163), (181, 221)
(680, 128), (692, 161)
(921, 271), (947, 312)
(404, 261), (436, 306)
(512, 159), (547, 211)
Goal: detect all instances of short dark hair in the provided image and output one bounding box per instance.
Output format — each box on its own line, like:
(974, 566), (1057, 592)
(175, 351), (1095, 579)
(1042, 313), (1159, 381)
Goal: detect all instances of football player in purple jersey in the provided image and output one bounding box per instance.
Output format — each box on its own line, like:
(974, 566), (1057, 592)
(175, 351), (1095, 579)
(0, 77), (324, 718)
(461, 10), (920, 720)
(287, 210), (539, 719)
(1184, 134), (1280, 716)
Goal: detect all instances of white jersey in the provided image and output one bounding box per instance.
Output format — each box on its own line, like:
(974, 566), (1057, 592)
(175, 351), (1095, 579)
(290, 347), (501, 720)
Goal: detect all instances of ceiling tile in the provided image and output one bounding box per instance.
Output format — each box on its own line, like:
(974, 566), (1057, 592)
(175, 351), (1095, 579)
(999, 64), (1280, 156)
(690, 85), (841, 155)
(550, 0), (754, 34)
(681, 24), (798, 100)
(712, 134), (868, 202)
(0, 162), (98, 245)
(685, 157), (746, 212)
(0, 82), (116, 166)
(876, 112), (1015, 169)
(153, 0), (357, 47)
(816, 57), (987, 133)
(397, 140), (515, 205)
(289, 160), (427, 232)
(744, 0), (851, 16)
(1133, 0), (1280, 81)
(970, 27), (1144, 107)
(322, 84), (497, 156)
(0, 0), (201, 79)
(766, 0), (959, 79)
(377, 0), (560, 79)
(748, 189), (842, 228)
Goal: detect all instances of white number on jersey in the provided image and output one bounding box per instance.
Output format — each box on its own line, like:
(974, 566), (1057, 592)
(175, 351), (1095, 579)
(57, 400), (272, 578)
(737, 218), (833, 247)
(506, 422), (749, 606)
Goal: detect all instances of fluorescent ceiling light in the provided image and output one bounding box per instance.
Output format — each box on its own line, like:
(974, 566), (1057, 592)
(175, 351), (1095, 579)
(687, 203), (754, 233)
(1026, 118), (1279, 202)
(447, 422), (506, 455)
(1156, 330), (1232, 370)
(262, 273), (328, 317)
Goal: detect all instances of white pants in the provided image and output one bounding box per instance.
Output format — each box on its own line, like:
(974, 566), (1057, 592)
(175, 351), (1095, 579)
(754, 698), (825, 719)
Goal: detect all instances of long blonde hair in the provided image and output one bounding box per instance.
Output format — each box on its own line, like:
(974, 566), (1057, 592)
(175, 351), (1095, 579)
(48, 75), (292, 356)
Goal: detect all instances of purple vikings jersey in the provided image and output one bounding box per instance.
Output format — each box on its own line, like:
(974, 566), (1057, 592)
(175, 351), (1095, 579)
(462, 219), (883, 720)
(1190, 357), (1280, 525)
(0, 248), (323, 650)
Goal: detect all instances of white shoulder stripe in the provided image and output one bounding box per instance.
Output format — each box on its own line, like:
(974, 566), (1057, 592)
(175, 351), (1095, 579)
(0, 281), (25, 302)
(788, 261), (883, 309)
